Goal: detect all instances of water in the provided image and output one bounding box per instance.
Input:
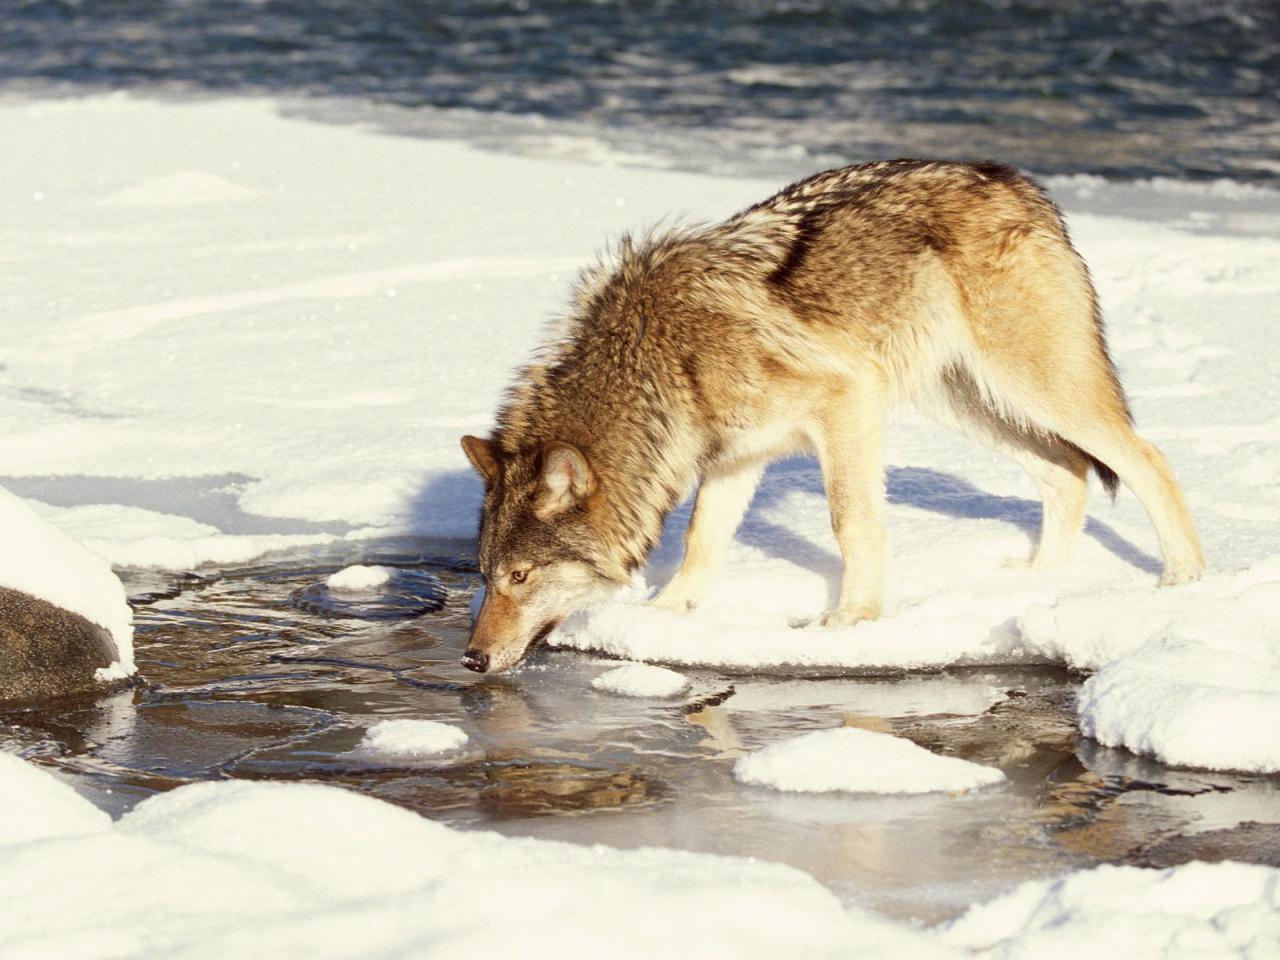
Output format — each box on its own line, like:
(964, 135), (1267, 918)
(3, 1), (1277, 182)
(4, 540), (1277, 921)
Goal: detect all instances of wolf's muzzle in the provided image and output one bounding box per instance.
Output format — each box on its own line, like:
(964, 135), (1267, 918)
(461, 649), (490, 673)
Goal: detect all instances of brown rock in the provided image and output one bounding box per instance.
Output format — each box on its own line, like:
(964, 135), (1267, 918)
(0, 585), (120, 705)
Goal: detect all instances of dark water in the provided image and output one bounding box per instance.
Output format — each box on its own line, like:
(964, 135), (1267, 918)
(3, 541), (1278, 921)
(4, 0), (1278, 181)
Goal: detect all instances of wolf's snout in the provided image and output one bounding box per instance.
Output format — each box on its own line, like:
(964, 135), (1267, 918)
(461, 648), (490, 673)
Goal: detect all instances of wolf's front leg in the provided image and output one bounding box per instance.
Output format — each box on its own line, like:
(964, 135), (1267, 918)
(653, 460), (764, 613)
(814, 378), (888, 627)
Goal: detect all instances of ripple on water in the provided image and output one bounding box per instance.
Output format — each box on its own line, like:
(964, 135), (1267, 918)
(289, 568), (448, 620)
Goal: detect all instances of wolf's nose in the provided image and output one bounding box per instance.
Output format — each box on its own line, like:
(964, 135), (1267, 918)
(462, 649), (490, 673)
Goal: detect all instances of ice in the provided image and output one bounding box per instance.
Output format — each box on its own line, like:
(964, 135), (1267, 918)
(734, 727), (1006, 795)
(358, 719), (469, 758)
(326, 565), (393, 592)
(0, 487), (134, 679)
(591, 662), (691, 697)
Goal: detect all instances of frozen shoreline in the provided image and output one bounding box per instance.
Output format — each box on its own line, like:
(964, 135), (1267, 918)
(1, 95), (1278, 954)
(3, 96), (1277, 771)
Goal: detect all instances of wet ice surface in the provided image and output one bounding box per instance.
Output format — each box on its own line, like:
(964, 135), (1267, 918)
(3, 539), (1278, 923)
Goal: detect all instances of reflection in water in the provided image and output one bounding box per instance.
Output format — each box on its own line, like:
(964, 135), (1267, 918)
(1, 539), (1276, 921)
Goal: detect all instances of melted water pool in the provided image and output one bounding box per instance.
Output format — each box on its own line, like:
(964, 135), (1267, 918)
(3, 539), (1277, 921)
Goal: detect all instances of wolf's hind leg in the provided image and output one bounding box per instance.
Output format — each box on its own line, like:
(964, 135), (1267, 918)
(1057, 419), (1204, 585)
(930, 366), (1090, 569)
(653, 460), (763, 613)
(814, 375), (888, 627)
(965, 350), (1204, 584)
(1005, 446), (1090, 569)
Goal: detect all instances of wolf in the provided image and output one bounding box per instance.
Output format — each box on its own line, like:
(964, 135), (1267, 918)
(459, 159), (1204, 673)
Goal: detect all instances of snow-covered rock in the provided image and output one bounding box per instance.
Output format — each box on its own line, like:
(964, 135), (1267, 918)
(0, 486), (134, 695)
(733, 727), (1006, 795)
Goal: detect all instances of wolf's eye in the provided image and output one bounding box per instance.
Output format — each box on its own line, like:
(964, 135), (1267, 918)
(510, 569), (528, 584)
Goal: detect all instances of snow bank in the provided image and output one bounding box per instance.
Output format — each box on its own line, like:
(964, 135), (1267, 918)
(734, 728), (1006, 795)
(592, 662), (691, 698)
(31, 502), (335, 572)
(326, 564), (393, 592)
(1022, 561), (1280, 772)
(943, 861), (1280, 958)
(0, 753), (110, 844)
(358, 719), (469, 758)
(555, 588), (1036, 672)
(1, 755), (1275, 958)
(0, 487), (134, 678)
(0, 754), (932, 960)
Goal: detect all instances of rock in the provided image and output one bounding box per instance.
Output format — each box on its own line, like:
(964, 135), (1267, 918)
(0, 586), (121, 705)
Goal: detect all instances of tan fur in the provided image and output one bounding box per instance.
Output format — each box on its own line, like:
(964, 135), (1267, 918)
(460, 159), (1205, 671)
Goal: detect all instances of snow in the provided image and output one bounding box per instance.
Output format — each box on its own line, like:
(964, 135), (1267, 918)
(326, 564), (393, 592)
(0, 754), (931, 960)
(0, 753), (111, 845)
(0, 487), (135, 679)
(30, 501), (334, 572)
(733, 728), (1006, 795)
(592, 662), (691, 698)
(942, 861), (1280, 959)
(1023, 562), (1280, 773)
(2, 93), (1278, 775)
(358, 719), (469, 758)
(0, 754), (1276, 959)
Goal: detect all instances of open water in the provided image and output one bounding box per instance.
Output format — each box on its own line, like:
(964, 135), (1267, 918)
(4, 0), (1278, 180)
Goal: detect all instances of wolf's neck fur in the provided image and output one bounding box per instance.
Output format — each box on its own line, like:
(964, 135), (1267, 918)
(495, 217), (795, 578)
(587, 411), (702, 577)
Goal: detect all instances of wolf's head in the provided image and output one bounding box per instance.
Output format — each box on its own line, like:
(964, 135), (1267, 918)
(459, 435), (627, 673)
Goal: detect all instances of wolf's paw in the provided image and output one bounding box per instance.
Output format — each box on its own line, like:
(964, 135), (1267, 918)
(1159, 563), (1204, 587)
(1002, 552), (1069, 572)
(816, 603), (881, 628)
(651, 581), (702, 614)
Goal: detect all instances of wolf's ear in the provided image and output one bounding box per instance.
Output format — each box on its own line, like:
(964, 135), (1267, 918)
(535, 441), (596, 519)
(461, 435), (501, 484)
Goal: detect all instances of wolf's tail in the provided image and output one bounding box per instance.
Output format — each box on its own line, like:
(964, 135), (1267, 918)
(1087, 455), (1121, 500)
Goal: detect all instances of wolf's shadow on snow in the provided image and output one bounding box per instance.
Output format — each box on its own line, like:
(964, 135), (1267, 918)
(425, 456), (1162, 591)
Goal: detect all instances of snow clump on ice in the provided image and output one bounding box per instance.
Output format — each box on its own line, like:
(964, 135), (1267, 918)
(359, 719), (469, 758)
(734, 727), (1006, 795)
(326, 564), (393, 592)
(592, 662), (691, 698)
